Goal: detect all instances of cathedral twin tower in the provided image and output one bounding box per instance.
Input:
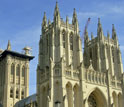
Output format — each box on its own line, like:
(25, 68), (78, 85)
(0, 2), (124, 107)
(37, 2), (124, 107)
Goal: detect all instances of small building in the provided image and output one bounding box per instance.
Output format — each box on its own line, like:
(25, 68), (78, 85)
(0, 41), (34, 107)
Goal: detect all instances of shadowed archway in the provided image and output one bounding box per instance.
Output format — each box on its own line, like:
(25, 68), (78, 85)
(87, 88), (107, 107)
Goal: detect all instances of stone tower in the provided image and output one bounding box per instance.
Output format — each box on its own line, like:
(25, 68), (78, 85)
(37, 2), (124, 107)
(0, 41), (34, 107)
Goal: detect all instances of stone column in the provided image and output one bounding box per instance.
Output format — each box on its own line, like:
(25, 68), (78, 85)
(25, 63), (29, 97)
(121, 73), (124, 106)
(79, 62), (85, 107)
(97, 43), (101, 72)
(4, 59), (10, 107)
(109, 46), (114, 76)
(14, 63), (16, 105)
(66, 30), (70, 66)
(48, 58), (54, 107)
(19, 65), (22, 100)
(51, 28), (55, 62)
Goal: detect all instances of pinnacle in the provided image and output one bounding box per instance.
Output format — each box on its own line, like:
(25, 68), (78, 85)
(66, 15), (69, 22)
(98, 18), (101, 26)
(7, 40), (11, 50)
(112, 24), (115, 32)
(73, 8), (77, 17)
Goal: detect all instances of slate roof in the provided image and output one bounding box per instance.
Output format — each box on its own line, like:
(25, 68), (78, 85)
(14, 94), (36, 107)
(0, 103), (3, 107)
(0, 50), (34, 61)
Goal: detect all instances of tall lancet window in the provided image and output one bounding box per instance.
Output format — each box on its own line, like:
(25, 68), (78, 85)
(11, 63), (14, 83)
(62, 30), (66, 48)
(21, 90), (25, 99)
(46, 35), (49, 53)
(16, 64), (20, 84)
(70, 33), (73, 50)
(22, 66), (25, 85)
(112, 47), (114, 63)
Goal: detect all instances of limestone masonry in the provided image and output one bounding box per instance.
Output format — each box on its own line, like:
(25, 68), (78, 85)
(1, 2), (124, 107)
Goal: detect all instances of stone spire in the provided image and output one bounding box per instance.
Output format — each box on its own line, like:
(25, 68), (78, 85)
(112, 24), (117, 39)
(97, 18), (103, 40)
(54, 1), (60, 24)
(84, 28), (89, 44)
(91, 32), (94, 39)
(42, 12), (47, 30)
(72, 8), (77, 24)
(7, 40), (11, 50)
(72, 8), (79, 33)
(112, 24), (118, 46)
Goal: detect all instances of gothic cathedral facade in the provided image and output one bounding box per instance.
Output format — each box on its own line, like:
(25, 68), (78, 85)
(37, 2), (124, 107)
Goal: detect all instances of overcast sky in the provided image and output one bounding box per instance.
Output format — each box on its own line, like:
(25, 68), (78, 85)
(0, 0), (124, 95)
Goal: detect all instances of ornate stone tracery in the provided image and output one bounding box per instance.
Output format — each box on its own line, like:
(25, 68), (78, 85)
(88, 94), (97, 107)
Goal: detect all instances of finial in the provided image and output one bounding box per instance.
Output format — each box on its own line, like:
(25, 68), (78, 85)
(112, 24), (117, 39)
(7, 40), (11, 50)
(42, 12), (47, 27)
(72, 8), (78, 25)
(74, 8), (76, 12)
(98, 18), (101, 25)
(97, 17), (103, 37)
(73, 8), (77, 16)
(54, 1), (60, 21)
(43, 12), (46, 20)
(55, 1), (59, 12)
(55, 1), (58, 9)
(23, 46), (32, 55)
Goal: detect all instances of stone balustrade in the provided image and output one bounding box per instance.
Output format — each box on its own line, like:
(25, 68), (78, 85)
(84, 70), (107, 85)
(65, 70), (79, 80)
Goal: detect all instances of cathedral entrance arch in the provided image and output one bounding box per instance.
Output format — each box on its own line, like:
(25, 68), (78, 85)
(87, 88), (107, 107)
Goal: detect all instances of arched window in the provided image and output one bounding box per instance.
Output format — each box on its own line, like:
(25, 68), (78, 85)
(16, 89), (19, 99)
(21, 90), (24, 99)
(22, 66), (25, 77)
(11, 64), (14, 75)
(22, 66), (25, 85)
(46, 35), (48, 53)
(90, 48), (92, 60)
(112, 47), (114, 63)
(16, 64), (20, 77)
(10, 88), (13, 98)
(62, 30), (66, 48)
(16, 64), (20, 84)
(11, 64), (14, 83)
(70, 33), (73, 50)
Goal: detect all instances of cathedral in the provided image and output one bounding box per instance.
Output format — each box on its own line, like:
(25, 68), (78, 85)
(0, 2), (124, 107)
(36, 2), (124, 107)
